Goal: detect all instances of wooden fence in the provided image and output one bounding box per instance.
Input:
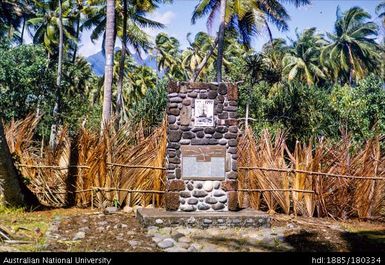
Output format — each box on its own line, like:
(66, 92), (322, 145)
(16, 163), (385, 215)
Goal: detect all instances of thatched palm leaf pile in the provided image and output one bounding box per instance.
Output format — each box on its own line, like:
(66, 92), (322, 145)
(238, 129), (385, 219)
(4, 116), (167, 208)
(5, 116), (70, 207)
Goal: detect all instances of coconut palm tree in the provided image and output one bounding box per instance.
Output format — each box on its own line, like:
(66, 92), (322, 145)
(154, 32), (186, 80)
(82, 0), (163, 123)
(116, 0), (164, 123)
(191, 0), (311, 82)
(101, 0), (115, 128)
(26, 0), (69, 148)
(320, 6), (381, 84)
(182, 32), (216, 80)
(283, 28), (327, 85)
(127, 66), (157, 106)
(49, 0), (64, 149)
(27, 0), (75, 56)
(68, 0), (86, 62)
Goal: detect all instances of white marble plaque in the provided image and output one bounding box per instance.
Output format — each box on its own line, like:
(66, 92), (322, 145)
(181, 146), (225, 180)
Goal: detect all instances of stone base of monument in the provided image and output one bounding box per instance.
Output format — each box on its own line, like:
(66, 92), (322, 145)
(136, 208), (271, 228)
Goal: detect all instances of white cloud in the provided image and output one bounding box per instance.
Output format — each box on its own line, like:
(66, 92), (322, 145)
(144, 10), (176, 39)
(151, 10), (176, 25)
(78, 29), (103, 57)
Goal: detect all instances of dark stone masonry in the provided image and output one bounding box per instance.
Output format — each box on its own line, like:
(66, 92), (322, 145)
(165, 81), (239, 212)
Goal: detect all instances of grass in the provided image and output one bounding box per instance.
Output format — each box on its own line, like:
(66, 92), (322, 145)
(0, 205), (49, 251)
(0, 206), (89, 251)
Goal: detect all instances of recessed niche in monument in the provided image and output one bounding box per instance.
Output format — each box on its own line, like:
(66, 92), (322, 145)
(181, 145), (226, 180)
(194, 99), (214, 127)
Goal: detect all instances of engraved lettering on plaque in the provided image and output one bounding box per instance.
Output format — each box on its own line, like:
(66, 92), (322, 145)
(181, 146), (225, 180)
(194, 99), (214, 127)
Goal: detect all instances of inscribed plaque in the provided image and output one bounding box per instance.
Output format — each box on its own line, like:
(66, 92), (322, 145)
(181, 146), (225, 180)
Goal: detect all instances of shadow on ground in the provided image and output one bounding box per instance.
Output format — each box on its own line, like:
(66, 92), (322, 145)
(284, 231), (339, 251)
(284, 229), (385, 252)
(341, 230), (385, 252)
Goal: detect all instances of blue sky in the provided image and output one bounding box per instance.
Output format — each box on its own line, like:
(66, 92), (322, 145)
(58, 0), (384, 57)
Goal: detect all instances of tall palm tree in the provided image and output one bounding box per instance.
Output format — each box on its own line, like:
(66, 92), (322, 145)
(82, 0), (163, 123)
(116, 0), (163, 123)
(182, 32), (216, 80)
(283, 28), (327, 85)
(69, 0), (85, 62)
(101, 0), (115, 128)
(49, 0), (64, 149)
(126, 65), (157, 106)
(216, 0), (226, 82)
(26, 0), (69, 148)
(154, 32), (186, 80)
(321, 7), (381, 84)
(191, 0), (311, 82)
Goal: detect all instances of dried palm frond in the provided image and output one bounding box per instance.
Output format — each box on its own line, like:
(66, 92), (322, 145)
(238, 129), (290, 214)
(5, 115), (70, 207)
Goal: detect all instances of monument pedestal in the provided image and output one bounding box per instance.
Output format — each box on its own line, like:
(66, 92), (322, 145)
(136, 208), (271, 228)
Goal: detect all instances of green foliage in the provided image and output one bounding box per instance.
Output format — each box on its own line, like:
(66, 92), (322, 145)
(128, 78), (167, 128)
(237, 74), (385, 145)
(0, 44), (99, 138)
(330, 74), (385, 142)
(238, 81), (332, 144)
(0, 45), (54, 121)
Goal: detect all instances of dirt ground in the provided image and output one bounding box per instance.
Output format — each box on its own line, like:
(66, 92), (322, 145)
(271, 215), (385, 252)
(0, 207), (384, 252)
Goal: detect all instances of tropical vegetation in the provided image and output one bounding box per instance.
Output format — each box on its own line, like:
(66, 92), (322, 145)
(0, 0), (384, 147)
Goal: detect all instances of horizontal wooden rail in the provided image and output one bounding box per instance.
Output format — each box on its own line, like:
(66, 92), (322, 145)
(16, 164), (90, 169)
(16, 164), (167, 170)
(239, 166), (385, 181)
(91, 187), (165, 194)
(238, 188), (314, 194)
(106, 163), (166, 170)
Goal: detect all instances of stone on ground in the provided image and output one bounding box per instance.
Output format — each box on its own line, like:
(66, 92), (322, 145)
(157, 238), (175, 249)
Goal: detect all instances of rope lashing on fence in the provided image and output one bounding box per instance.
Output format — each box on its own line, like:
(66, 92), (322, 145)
(238, 166), (385, 181)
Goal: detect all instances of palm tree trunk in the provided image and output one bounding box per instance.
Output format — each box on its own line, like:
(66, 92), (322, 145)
(20, 18), (26, 45)
(101, 0), (116, 129)
(49, 0), (64, 149)
(264, 19), (273, 44)
(216, 0), (227, 82)
(116, 0), (128, 124)
(191, 36), (218, 82)
(245, 98), (249, 129)
(72, 13), (81, 63)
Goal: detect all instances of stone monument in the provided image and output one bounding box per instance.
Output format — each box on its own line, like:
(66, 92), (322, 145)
(164, 81), (239, 212)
